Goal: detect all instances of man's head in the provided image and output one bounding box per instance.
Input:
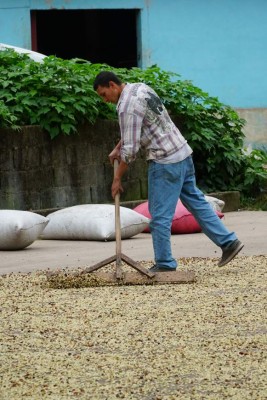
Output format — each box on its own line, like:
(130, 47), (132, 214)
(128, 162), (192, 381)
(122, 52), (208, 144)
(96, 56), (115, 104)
(93, 71), (124, 104)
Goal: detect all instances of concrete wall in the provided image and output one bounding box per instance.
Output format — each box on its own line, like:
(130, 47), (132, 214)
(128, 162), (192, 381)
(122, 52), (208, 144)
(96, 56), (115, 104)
(0, 121), (148, 212)
(0, 119), (245, 213)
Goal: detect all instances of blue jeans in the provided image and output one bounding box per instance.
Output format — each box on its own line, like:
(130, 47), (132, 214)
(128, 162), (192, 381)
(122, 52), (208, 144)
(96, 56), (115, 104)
(148, 156), (237, 269)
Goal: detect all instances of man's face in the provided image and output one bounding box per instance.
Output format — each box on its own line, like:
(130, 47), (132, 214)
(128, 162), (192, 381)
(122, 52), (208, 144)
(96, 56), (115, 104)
(96, 81), (121, 104)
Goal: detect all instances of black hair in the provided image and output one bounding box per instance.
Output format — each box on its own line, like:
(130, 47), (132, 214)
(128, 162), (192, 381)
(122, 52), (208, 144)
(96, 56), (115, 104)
(93, 71), (122, 90)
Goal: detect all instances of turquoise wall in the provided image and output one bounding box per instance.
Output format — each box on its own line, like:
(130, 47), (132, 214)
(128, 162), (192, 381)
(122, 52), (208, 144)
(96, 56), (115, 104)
(0, 0), (267, 108)
(0, 3), (32, 49)
(148, 0), (267, 108)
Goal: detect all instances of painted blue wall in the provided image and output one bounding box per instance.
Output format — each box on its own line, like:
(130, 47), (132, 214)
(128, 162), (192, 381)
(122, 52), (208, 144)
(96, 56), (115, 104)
(148, 0), (267, 108)
(0, 0), (267, 108)
(0, 5), (31, 49)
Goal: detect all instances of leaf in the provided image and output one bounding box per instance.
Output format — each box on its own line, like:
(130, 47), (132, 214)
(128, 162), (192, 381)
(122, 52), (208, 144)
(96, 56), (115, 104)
(61, 123), (75, 135)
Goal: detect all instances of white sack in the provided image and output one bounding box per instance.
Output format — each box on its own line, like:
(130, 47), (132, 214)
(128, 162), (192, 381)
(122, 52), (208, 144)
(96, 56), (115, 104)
(0, 210), (49, 250)
(0, 43), (46, 62)
(40, 204), (150, 241)
(205, 195), (225, 212)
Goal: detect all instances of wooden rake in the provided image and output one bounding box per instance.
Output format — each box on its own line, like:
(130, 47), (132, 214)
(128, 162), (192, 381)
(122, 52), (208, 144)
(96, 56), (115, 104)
(78, 160), (195, 285)
(81, 159), (156, 282)
(47, 160), (195, 286)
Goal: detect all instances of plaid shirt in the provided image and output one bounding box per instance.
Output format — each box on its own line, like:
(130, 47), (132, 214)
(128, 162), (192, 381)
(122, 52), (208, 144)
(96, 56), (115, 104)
(117, 83), (188, 164)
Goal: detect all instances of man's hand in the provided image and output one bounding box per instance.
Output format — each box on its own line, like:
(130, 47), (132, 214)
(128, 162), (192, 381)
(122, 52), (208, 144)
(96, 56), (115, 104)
(109, 140), (121, 165)
(111, 177), (124, 199)
(111, 158), (129, 199)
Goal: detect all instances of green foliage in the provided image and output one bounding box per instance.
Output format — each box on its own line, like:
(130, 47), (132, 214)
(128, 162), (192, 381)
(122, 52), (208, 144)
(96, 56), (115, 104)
(240, 193), (267, 211)
(0, 50), (112, 138)
(0, 100), (19, 129)
(0, 50), (266, 195)
(241, 148), (267, 196)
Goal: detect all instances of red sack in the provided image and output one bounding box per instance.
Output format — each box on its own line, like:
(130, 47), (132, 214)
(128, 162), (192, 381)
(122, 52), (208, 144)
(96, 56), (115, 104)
(133, 200), (224, 234)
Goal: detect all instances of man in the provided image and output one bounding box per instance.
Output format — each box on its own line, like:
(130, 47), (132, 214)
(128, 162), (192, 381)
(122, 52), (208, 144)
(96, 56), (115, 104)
(93, 71), (244, 272)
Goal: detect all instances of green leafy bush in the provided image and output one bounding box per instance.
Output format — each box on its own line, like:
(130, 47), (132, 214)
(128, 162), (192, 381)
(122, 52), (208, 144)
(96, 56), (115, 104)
(0, 100), (18, 129)
(0, 49), (266, 196)
(0, 50), (113, 138)
(241, 148), (267, 196)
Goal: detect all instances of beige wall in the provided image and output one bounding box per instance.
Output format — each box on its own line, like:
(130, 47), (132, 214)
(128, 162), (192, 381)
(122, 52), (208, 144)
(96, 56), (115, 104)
(236, 108), (267, 151)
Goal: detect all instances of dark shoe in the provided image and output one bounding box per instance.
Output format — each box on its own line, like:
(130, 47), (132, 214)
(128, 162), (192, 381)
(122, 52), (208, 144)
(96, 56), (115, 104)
(218, 240), (244, 267)
(149, 265), (177, 273)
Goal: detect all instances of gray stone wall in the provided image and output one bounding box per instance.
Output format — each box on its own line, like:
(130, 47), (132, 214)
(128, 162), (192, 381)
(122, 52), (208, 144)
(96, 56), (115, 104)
(0, 121), (148, 212)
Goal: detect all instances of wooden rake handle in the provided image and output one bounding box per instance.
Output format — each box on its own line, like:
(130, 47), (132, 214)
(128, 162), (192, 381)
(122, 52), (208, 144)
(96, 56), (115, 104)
(113, 159), (122, 267)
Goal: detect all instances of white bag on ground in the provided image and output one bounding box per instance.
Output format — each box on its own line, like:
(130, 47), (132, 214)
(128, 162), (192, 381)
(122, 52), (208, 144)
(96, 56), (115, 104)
(205, 195), (225, 212)
(0, 210), (49, 250)
(40, 204), (150, 241)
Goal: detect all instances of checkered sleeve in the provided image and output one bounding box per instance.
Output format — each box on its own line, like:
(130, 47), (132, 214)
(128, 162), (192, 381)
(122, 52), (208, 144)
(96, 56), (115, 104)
(119, 110), (144, 164)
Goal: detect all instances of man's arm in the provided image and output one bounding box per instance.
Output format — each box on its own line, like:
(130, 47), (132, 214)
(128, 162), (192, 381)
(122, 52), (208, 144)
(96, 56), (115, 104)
(111, 159), (128, 199)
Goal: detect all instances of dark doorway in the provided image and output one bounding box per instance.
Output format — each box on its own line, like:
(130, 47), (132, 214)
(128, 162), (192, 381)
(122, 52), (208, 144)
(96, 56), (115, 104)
(31, 9), (138, 68)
